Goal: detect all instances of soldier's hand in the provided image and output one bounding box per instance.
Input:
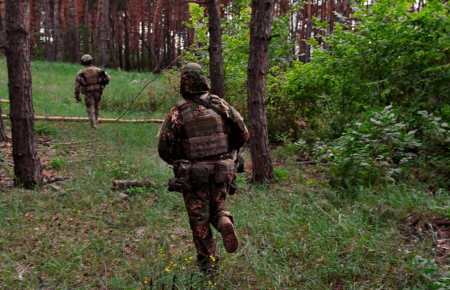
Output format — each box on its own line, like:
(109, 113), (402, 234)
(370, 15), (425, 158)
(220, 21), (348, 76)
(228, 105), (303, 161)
(75, 95), (81, 103)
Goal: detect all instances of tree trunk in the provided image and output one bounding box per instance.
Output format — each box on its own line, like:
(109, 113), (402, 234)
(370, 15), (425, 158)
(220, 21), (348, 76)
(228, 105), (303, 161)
(116, 9), (123, 69)
(206, 0), (224, 98)
(124, 7), (132, 71)
(150, 0), (161, 73)
(83, 0), (89, 54)
(100, 0), (109, 67)
(4, 0), (42, 188)
(247, 0), (274, 183)
(69, 0), (80, 63)
(54, 0), (62, 61)
(0, 105), (7, 142)
(0, 1), (6, 56)
(109, 14), (119, 69)
(43, 0), (51, 60)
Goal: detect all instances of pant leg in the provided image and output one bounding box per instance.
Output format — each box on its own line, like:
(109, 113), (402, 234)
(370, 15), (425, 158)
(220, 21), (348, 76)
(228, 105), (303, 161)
(84, 93), (96, 128)
(93, 91), (102, 123)
(210, 181), (233, 231)
(183, 184), (216, 263)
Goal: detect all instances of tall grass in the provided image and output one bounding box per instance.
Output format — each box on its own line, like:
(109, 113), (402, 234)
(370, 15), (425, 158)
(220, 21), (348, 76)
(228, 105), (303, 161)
(0, 57), (180, 120)
(0, 57), (448, 288)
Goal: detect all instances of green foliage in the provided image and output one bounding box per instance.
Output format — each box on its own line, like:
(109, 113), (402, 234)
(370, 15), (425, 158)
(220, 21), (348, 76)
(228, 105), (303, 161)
(285, 0), (450, 133)
(414, 255), (450, 289)
(316, 106), (421, 188)
(35, 124), (58, 136)
(0, 59), (446, 288)
(273, 167), (287, 181)
(183, 2), (295, 126)
(104, 159), (138, 180)
(101, 70), (181, 114)
(281, 0), (450, 189)
(49, 157), (67, 170)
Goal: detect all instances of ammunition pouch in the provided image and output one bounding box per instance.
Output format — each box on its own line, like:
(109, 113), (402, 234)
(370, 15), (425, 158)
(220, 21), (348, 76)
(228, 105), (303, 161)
(191, 162), (215, 187)
(168, 177), (192, 192)
(168, 159), (236, 193)
(214, 159), (235, 184)
(168, 160), (192, 192)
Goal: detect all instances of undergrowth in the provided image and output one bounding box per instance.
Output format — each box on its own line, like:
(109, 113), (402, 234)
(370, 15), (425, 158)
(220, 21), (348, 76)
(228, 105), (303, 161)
(0, 57), (448, 289)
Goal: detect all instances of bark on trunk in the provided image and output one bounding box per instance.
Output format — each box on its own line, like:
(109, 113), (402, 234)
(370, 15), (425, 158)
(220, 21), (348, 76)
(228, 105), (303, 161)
(54, 0), (62, 61)
(83, 0), (89, 54)
(0, 1), (6, 56)
(100, 0), (109, 67)
(206, 0), (224, 99)
(0, 105), (7, 142)
(247, 0), (274, 183)
(109, 14), (118, 69)
(124, 7), (132, 71)
(150, 0), (161, 73)
(4, 0), (42, 188)
(69, 0), (80, 63)
(43, 0), (51, 60)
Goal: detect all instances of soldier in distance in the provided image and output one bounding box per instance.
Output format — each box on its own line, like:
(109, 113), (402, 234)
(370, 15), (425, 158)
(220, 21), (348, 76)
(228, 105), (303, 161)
(74, 54), (110, 129)
(158, 62), (249, 272)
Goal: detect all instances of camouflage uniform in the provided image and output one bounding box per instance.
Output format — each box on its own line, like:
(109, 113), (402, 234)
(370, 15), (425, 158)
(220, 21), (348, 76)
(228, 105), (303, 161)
(74, 57), (110, 128)
(158, 63), (249, 268)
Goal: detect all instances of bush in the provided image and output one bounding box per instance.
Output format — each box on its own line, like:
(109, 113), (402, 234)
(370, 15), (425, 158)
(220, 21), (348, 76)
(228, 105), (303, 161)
(316, 106), (420, 188)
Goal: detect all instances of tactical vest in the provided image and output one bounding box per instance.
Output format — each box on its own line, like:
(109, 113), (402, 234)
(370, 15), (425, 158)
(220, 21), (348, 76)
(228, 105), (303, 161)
(83, 67), (100, 85)
(176, 95), (228, 160)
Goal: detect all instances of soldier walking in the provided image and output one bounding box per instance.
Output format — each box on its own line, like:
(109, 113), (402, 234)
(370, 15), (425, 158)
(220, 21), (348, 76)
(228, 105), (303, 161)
(74, 54), (110, 129)
(158, 63), (249, 273)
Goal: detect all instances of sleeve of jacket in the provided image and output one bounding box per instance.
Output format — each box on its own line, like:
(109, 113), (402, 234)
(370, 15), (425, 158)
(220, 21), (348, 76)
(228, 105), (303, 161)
(217, 99), (249, 150)
(103, 71), (111, 85)
(74, 70), (83, 97)
(158, 106), (183, 165)
(97, 68), (111, 85)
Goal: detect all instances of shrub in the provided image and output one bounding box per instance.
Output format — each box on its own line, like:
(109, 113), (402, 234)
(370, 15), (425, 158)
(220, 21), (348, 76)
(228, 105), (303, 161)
(316, 106), (420, 188)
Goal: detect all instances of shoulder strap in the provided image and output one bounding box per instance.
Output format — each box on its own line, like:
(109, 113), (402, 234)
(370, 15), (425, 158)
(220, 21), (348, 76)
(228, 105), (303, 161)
(191, 94), (228, 120)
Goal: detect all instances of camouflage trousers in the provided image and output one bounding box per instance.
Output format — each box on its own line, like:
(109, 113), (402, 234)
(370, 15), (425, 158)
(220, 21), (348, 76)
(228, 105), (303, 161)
(182, 179), (233, 266)
(84, 91), (102, 128)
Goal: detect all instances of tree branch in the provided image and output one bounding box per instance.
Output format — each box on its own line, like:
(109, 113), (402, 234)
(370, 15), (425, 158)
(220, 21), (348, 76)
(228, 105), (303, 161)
(184, 0), (206, 4)
(115, 56), (180, 121)
(269, 34), (281, 41)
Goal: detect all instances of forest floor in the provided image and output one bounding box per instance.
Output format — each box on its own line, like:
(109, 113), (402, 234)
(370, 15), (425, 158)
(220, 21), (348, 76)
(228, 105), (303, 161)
(0, 59), (449, 289)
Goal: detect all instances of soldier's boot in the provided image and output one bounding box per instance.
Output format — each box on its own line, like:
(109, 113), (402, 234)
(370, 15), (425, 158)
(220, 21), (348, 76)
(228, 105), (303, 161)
(218, 217), (238, 253)
(94, 113), (99, 128)
(88, 115), (97, 129)
(87, 106), (97, 129)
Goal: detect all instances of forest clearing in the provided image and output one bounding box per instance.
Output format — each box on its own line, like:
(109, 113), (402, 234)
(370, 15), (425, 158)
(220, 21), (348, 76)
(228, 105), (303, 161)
(0, 58), (449, 289)
(1, 0), (450, 288)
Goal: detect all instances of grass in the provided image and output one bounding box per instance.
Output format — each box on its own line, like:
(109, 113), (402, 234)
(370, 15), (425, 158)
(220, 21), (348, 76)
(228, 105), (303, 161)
(0, 57), (449, 289)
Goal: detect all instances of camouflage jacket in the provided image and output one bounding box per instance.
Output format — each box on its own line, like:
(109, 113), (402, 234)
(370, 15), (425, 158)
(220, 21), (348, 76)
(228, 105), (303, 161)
(158, 94), (249, 165)
(74, 65), (110, 97)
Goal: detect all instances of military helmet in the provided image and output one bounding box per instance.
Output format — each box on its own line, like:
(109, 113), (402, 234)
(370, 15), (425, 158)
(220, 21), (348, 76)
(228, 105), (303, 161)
(180, 62), (210, 96)
(81, 54), (93, 65)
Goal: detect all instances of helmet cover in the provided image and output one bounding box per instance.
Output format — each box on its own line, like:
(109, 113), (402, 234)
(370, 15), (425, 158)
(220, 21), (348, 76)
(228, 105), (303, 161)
(180, 62), (210, 96)
(81, 54), (93, 65)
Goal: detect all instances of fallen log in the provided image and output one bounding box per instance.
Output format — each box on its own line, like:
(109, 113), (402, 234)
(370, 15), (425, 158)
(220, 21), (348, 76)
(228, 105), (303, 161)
(0, 99), (9, 103)
(112, 179), (155, 190)
(2, 115), (164, 124)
